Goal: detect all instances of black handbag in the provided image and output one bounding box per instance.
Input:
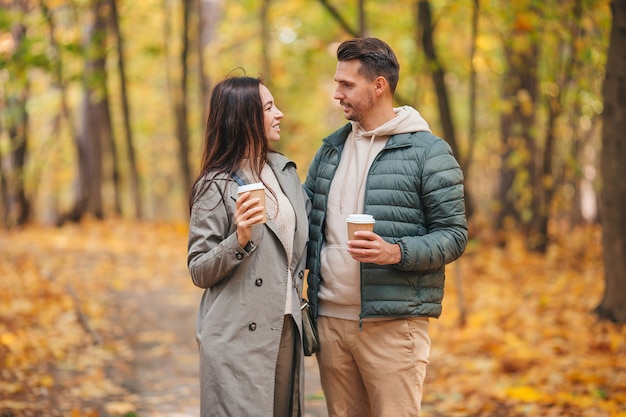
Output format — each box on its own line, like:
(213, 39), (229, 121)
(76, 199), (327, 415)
(300, 298), (320, 356)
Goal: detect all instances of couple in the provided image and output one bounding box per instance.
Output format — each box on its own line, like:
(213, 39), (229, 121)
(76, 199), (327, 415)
(187, 37), (468, 417)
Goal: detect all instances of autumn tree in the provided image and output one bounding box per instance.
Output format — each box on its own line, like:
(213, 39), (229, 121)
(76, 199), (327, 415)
(0, 1), (612, 226)
(172, 0), (193, 198)
(109, 0), (142, 219)
(0, 0), (33, 227)
(69, 0), (116, 221)
(416, 0), (476, 221)
(596, 0), (626, 323)
(197, 0), (223, 118)
(529, 0), (586, 252)
(260, 0), (272, 87)
(488, 0), (609, 251)
(495, 3), (540, 246)
(39, 0), (80, 222)
(318, 0), (366, 36)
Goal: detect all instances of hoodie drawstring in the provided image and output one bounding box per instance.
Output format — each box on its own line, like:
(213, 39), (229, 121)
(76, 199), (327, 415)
(339, 133), (377, 214)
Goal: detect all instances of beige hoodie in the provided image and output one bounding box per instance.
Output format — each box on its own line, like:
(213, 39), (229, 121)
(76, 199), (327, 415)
(318, 106), (432, 320)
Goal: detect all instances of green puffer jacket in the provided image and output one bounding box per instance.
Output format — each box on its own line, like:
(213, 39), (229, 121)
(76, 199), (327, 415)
(304, 123), (468, 321)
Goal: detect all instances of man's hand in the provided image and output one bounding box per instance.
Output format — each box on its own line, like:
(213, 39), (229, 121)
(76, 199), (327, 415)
(347, 232), (401, 265)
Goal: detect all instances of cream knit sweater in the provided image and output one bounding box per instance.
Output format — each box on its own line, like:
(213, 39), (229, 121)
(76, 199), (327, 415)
(243, 163), (296, 315)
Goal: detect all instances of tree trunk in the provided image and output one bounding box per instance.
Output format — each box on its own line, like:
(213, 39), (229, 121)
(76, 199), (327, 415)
(357, 0), (367, 36)
(530, 0), (583, 252)
(260, 0), (272, 85)
(496, 9), (539, 243)
(595, 0), (626, 323)
(103, 86), (122, 216)
(109, 0), (143, 219)
(7, 92), (30, 226)
(417, 0), (475, 220)
(71, 0), (113, 221)
(40, 0), (79, 222)
(0, 150), (8, 228)
(466, 0), (479, 180)
(2, 9), (31, 227)
(198, 0), (223, 119)
(417, 1), (458, 157)
(174, 0), (193, 195)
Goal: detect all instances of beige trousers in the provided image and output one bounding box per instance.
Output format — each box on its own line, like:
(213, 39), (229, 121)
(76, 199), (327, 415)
(316, 316), (430, 417)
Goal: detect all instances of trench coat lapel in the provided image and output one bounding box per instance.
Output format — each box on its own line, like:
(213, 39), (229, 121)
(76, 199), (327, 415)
(268, 157), (308, 271)
(235, 154), (307, 271)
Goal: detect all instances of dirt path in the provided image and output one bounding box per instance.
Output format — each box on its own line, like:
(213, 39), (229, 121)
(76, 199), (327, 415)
(112, 282), (328, 417)
(0, 221), (328, 417)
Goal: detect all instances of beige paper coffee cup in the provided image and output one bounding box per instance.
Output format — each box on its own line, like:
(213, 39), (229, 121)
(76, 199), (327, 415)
(346, 214), (375, 240)
(238, 182), (267, 224)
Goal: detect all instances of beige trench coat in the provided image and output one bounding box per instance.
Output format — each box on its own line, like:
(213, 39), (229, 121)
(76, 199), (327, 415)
(187, 152), (309, 417)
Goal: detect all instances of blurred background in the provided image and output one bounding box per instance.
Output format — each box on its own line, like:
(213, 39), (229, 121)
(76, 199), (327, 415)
(0, 0), (611, 234)
(1, 0), (625, 416)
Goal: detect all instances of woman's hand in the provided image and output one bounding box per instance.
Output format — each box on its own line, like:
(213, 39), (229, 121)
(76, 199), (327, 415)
(235, 191), (265, 247)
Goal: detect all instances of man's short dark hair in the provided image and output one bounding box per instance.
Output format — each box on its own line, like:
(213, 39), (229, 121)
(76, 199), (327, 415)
(336, 37), (400, 94)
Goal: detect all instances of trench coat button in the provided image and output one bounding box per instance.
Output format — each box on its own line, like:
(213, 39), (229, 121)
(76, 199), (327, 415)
(248, 322), (257, 331)
(298, 270), (304, 279)
(235, 251), (244, 260)
(255, 278), (263, 286)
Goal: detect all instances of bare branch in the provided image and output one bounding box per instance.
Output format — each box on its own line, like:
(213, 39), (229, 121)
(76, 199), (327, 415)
(318, 0), (360, 37)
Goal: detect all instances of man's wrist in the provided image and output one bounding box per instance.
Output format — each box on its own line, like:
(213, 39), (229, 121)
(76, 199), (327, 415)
(394, 243), (402, 264)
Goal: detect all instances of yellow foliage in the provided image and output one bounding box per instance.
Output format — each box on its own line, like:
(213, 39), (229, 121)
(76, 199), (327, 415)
(0, 222), (624, 416)
(426, 224), (624, 416)
(505, 385), (549, 402)
(38, 374), (55, 388)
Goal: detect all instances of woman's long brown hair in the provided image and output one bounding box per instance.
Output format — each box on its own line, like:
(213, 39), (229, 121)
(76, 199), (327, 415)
(189, 76), (272, 210)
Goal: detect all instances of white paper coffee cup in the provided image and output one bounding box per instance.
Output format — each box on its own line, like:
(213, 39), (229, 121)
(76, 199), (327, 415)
(346, 214), (375, 240)
(238, 182), (266, 224)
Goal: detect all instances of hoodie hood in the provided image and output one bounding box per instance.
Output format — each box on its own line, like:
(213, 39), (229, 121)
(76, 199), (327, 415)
(338, 105), (432, 214)
(352, 105), (431, 139)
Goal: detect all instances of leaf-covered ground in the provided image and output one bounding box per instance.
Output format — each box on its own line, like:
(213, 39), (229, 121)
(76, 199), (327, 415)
(0, 221), (624, 416)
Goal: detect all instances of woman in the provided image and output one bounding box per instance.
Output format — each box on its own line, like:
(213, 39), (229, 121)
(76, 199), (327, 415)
(187, 76), (309, 417)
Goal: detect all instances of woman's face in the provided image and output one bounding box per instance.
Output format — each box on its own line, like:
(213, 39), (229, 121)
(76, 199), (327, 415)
(259, 84), (284, 143)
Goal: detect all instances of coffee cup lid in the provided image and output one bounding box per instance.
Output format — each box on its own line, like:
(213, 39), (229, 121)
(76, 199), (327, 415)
(346, 214), (375, 223)
(238, 182), (265, 193)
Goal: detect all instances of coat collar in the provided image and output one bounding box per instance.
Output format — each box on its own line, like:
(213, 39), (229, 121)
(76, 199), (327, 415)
(265, 152), (308, 272)
(323, 123), (416, 151)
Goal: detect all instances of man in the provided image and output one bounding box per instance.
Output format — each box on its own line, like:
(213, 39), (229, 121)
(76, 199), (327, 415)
(304, 37), (468, 417)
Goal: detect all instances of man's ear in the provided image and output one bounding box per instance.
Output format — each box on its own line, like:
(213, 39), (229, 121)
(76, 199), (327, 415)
(374, 76), (389, 96)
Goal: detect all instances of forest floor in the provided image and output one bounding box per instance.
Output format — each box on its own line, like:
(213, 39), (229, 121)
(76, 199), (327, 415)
(0, 220), (625, 417)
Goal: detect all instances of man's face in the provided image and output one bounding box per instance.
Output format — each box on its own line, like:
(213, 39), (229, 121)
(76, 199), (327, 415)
(333, 60), (375, 124)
